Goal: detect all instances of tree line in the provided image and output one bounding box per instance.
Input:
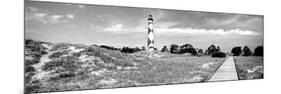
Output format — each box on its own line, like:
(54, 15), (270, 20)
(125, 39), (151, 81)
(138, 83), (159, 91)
(161, 44), (226, 57)
(98, 44), (263, 57)
(231, 46), (263, 56)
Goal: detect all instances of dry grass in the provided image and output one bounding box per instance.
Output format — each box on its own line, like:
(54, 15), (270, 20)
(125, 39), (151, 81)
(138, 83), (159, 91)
(24, 40), (226, 93)
(233, 56), (263, 80)
(103, 56), (226, 88)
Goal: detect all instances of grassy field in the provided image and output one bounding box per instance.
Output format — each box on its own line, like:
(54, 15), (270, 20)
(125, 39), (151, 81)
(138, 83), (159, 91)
(233, 56), (263, 80)
(28, 56), (226, 93)
(24, 40), (227, 93)
(99, 56), (226, 88)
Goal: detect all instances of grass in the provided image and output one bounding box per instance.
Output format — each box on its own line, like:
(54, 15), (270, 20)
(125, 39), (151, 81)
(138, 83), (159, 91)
(42, 56), (225, 91)
(28, 55), (226, 93)
(233, 56), (263, 80)
(104, 56), (226, 88)
(24, 40), (227, 93)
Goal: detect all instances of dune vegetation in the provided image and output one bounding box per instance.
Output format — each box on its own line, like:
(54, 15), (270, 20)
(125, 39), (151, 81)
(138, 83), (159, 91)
(233, 56), (263, 80)
(24, 39), (226, 93)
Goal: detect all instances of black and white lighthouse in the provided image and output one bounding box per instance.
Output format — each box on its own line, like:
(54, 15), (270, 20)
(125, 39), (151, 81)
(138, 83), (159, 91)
(147, 14), (154, 51)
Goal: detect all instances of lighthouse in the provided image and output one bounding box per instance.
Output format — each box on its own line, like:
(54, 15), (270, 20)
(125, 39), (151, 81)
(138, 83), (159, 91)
(147, 14), (154, 51)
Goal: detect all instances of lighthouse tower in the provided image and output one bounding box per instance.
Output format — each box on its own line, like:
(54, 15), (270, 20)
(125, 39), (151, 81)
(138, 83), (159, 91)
(147, 14), (154, 51)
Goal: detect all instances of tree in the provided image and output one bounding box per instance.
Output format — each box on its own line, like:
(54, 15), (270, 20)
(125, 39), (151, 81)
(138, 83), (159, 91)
(180, 44), (193, 49)
(161, 46), (169, 52)
(134, 47), (141, 52)
(231, 47), (242, 56)
(206, 44), (218, 55)
(189, 48), (197, 55)
(153, 47), (158, 51)
(204, 49), (208, 55)
(216, 46), (221, 52)
(100, 45), (120, 50)
(170, 44), (180, 54)
(197, 49), (204, 54)
(178, 44), (197, 55)
(212, 52), (226, 58)
(243, 46), (252, 56)
(141, 46), (146, 51)
(120, 47), (143, 53)
(254, 46), (263, 56)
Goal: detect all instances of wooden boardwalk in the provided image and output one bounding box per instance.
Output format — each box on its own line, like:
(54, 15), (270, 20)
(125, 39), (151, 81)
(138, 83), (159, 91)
(208, 56), (238, 81)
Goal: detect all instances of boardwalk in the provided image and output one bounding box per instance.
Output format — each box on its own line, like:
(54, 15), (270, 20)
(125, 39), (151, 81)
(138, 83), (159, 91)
(208, 57), (238, 81)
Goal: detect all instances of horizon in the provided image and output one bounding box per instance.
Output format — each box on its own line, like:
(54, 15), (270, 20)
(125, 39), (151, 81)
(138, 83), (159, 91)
(25, 1), (263, 53)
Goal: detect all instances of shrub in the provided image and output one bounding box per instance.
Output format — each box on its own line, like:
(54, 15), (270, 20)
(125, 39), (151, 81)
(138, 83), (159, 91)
(161, 46), (169, 52)
(25, 66), (35, 73)
(243, 46), (252, 56)
(231, 46), (242, 56)
(179, 47), (197, 55)
(121, 47), (141, 53)
(211, 52), (226, 58)
(169, 44), (180, 54)
(25, 59), (40, 66)
(50, 44), (69, 51)
(41, 50), (48, 55)
(197, 49), (203, 54)
(254, 46), (263, 56)
(25, 39), (47, 54)
(51, 72), (76, 81)
(141, 46), (146, 51)
(42, 56), (80, 71)
(206, 44), (218, 55)
(48, 51), (69, 58)
(100, 45), (120, 50)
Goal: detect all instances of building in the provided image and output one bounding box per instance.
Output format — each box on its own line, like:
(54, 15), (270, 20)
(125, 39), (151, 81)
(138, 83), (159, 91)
(147, 14), (154, 51)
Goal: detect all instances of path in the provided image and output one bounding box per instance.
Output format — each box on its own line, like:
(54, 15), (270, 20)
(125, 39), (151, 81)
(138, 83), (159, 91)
(208, 56), (238, 81)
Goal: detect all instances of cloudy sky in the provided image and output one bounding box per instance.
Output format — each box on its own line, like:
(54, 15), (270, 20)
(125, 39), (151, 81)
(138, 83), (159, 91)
(25, 0), (263, 52)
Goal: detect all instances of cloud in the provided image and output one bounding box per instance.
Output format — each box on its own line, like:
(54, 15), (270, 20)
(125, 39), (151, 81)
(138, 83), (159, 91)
(26, 6), (39, 12)
(78, 5), (85, 9)
(25, 13), (49, 24)
(66, 14), (75, 19)
(102, 24), (125, 32)
(89, 24), (103, 30)
(155, 28), (259, 35)
(207, 15), (242, 26)
(25, 6), (75, 24)
(97, 23), (259, 36)
(49, 15), (64, 23)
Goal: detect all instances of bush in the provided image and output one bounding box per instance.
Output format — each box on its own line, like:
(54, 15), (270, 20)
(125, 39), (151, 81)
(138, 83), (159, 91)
(48, 51), (69, 58)
(169, 44), (180, 54)
(100, 45), (120, 50)
(206, 44), (218, 55)
(25, 66), (35, 73)
(211, 52), (226, 58)
(169, 44), (197, 55)
(25, 39), (47, 54)
(197, 49), (203, 54)
(25, 59), (40, 66)
(254, 46), (263, 56)
(49, 72), (76, 81)
(231, 47), (242, 56)
(243, 46), (252, 56)
(42, 56), (80, 71)
(179, 47), (197, 55)
(50, 43), (69, 51)
(121, 47), (141, 53)
(141, 46), (146, 51)
(161, 46), (169, 52)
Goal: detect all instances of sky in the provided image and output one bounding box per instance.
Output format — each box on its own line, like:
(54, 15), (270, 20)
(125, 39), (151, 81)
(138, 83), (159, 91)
(25, 0), (263, 52)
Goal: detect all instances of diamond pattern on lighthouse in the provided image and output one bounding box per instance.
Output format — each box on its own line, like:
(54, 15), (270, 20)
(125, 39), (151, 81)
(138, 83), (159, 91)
(147, 14), (154, 51)
(148, 31), (154, 40)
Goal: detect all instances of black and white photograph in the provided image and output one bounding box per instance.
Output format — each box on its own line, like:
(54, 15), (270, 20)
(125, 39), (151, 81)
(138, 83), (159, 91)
(24, 0), (263, 93)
